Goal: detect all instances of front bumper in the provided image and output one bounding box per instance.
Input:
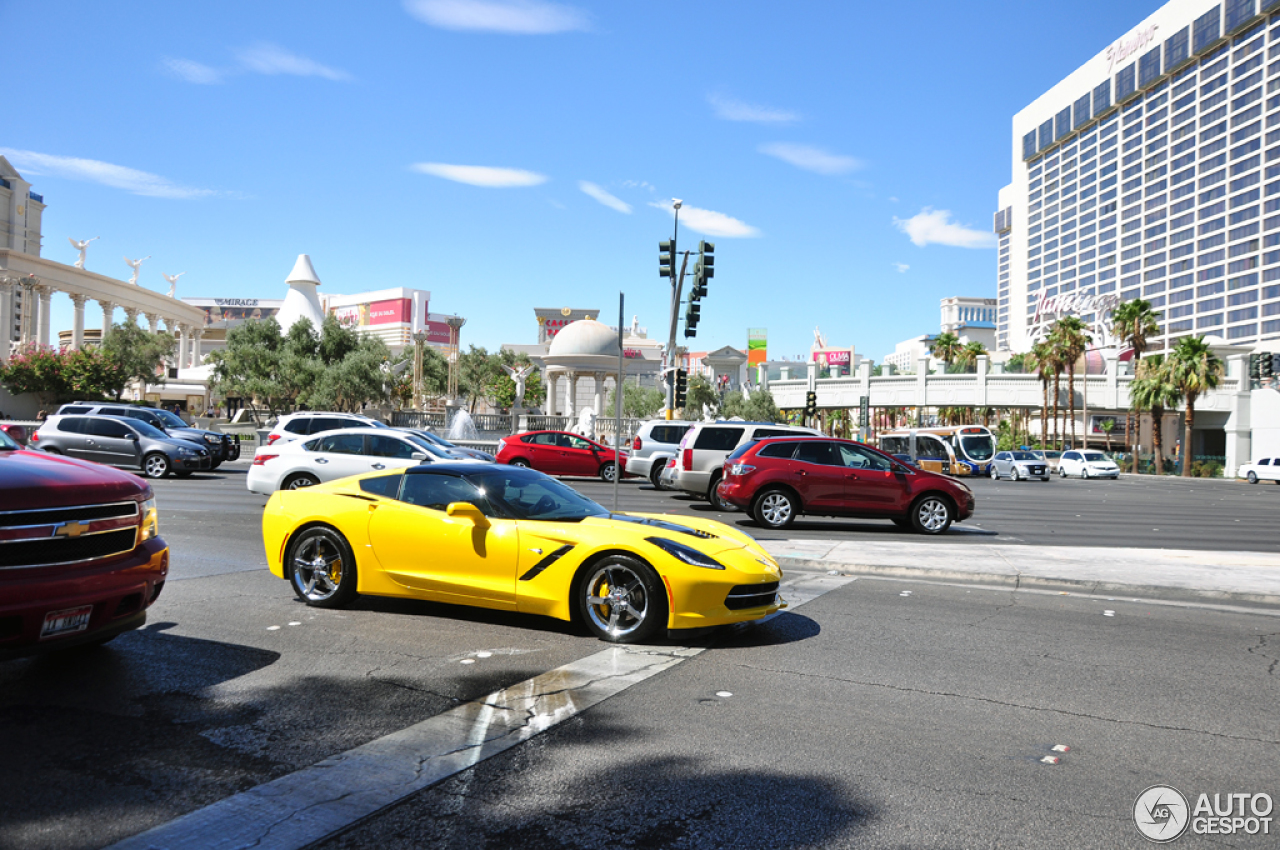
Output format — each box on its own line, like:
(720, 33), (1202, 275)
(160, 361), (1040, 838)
(665, 547), (784, 630)
(173, 454), (213, 472)
(0, 537), (169, 658)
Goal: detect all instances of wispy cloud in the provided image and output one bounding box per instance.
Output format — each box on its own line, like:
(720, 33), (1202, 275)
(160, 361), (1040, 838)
(412, 162), (548, 187)
(649, 201), (760, 238)
(403, 0), (589, 33)
(235, 43), (351, 81)
(893, 208), (996, 249)
(758, 143), (862, 176)
(709, 94), (799, 124)
(162, 58), (224, 85)
(0, 148), (220, 199)
(579, 181), (630, 213)
(893, 262), (910, 273)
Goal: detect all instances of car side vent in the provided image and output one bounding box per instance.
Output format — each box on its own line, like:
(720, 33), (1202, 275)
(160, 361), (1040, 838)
(519, 545), (574, 581)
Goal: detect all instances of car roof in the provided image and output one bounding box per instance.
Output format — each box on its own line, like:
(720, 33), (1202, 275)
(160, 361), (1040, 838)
(406, 460), (544, 477)
(301, 426), (410, 437)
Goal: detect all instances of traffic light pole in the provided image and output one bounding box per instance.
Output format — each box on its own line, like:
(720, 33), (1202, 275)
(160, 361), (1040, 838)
(665, 255), (689, 420)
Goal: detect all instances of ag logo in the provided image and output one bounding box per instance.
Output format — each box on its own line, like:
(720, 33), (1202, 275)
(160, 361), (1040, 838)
(1134, 785), (1190, 842)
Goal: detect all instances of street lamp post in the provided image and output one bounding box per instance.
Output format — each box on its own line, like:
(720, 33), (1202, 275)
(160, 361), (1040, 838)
(412, 330), (428, 412)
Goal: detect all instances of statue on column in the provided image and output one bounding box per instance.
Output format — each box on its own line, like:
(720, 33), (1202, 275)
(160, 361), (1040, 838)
(163, 272), (185, 298)
(67, 236), (99, 269)
(502, 363), (535, 410)
(124, 255), (151, 285)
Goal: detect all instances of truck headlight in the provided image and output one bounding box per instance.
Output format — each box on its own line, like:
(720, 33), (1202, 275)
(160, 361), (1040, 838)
(140, 497), (159, 541)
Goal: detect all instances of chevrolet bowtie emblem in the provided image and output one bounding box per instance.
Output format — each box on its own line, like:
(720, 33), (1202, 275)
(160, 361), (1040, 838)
(54, 520), (89, 538)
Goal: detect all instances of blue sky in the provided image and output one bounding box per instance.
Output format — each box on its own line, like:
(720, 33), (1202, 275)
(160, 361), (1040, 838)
(3, 0), (1157, 362)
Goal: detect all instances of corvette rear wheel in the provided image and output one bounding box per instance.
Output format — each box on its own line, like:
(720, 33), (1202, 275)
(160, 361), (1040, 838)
(288, 526), (357, 608)
(577, 555), (665, 643)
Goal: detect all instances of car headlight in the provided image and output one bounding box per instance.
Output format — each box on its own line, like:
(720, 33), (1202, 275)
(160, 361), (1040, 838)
(177, 447), (197, 456)
(647, 536), (725, 570)
(204, 434), (220, 444)
(140, 497), (159, 541)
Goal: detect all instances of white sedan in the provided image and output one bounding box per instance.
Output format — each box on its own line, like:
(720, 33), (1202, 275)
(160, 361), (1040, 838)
(1057, 449), (1120, 479)
(1239, 457), (1280, 484)
(247, 427), (449, 494)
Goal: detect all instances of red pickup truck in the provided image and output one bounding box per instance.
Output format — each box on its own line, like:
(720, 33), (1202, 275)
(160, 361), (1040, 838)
(0, 429), (169, 658)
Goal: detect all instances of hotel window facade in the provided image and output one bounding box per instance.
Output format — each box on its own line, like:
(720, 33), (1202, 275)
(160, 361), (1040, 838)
(998, 0), (1280, 353)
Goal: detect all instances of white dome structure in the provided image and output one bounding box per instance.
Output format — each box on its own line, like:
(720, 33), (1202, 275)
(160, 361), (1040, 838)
(547, 318), (620, 362)
(540, 318), (659, 423)
(274, 254), (325, 333)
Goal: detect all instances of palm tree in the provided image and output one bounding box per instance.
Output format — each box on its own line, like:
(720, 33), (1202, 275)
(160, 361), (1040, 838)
(1050, 316), (1092, 450)
(1100, 418), (1115, 453)
(1129, 354), (1176, 474)
(1026, 341), (1056, 448)
(955, 341), (988, 373)
(1111, 298), (1162, 471)
(930, 332), (962, 371)
(1165, 335), (1224, 477)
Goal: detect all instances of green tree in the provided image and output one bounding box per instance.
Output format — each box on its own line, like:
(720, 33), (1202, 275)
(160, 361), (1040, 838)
(1026, 341), (1056, 449)
(684, 373), (719, 419)
(1005, 353), (1028, 374)
(955, 341), (988, 373)
(1129, 354), (1177, 474)
(99, 322), (176, 400)
(1165, 335), (1224, 477)
(456, 345), (504, 413)
(488, 350), (546, 411)
(929, 332), (962, 370)
(1050, 316), (1091, 449)
(606, 381), (666, 419)
(294, 316), (394, 412)
(207, 317), (291, 416)
(1111, 298), (1161, 469)
(0, 344), (125, 406)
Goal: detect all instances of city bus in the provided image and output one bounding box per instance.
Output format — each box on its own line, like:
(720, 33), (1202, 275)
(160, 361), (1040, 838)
(877, 426), (997, 476)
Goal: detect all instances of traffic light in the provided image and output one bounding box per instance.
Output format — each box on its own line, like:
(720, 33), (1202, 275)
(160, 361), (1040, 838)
(684, 301), (701, 337)
(1251, 353), (1264, 382)
(691, 240), (714, 299)
(805, 391), (817, 417)
(1263, 352), (1277, 380)
(674, 369), (688, 409)
(659, 240), (675, 278)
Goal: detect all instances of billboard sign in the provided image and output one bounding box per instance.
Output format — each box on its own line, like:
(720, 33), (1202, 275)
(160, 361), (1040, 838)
(748, 328), (767, 366)
(331, 298), (412, 327)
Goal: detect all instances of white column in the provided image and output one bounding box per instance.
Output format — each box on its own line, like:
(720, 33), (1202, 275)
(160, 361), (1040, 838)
(124, 307), (139, 326)
(71, 294), (87, 350)
(566, 370), (577, 419)
(190, 328), (204, 367)
(37, 286), (52, 347)
(19, 283), (36, 346)
(146, 312), (159, 334)
(594, 371), (606, 418)
(546, 372), (558, 415)
(178, 325), (190, 371)
(0, 281), (13, 363)
(98, 300), (115, 340)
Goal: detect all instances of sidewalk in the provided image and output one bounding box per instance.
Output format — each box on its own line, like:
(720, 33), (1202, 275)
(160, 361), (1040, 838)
(763, 539), (1280, 607)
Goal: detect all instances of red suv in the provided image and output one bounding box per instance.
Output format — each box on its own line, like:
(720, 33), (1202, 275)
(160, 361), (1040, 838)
(496, 431), (626, 482)
(716, 436), (974, 534)
(0, 429), (169, 658)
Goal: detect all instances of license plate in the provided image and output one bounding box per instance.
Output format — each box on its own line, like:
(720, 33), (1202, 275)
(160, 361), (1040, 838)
(40, 605), (93, 639)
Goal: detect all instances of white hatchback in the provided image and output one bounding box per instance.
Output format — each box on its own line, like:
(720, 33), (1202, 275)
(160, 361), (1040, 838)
(1057, 449), (1120, 479)
(247, 427), (440, 494)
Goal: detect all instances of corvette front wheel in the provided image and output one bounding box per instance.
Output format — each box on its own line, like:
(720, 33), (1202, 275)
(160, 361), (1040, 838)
(288, 525), (358, 608)
(577, 555), (666, 643)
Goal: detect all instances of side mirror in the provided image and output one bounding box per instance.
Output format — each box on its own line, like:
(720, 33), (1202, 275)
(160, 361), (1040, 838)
(446, 502), (490, 527)
(411, 452), (428, 461)
(129, 434), (140, 442)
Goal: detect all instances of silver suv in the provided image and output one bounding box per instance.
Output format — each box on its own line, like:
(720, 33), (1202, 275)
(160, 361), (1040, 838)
(671, 420), (820, 510)
(56, 402), (238, 466)
(266, 412), (386, 446)
(32, 415), (213, 478)
(626, 420), (692, 489)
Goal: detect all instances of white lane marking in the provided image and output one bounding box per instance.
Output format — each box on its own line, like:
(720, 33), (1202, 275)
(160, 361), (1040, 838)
(106, 573), (854, 850)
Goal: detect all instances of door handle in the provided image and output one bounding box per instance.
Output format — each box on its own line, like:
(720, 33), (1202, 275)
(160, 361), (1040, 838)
(316, 458), (329, 464)
(793, 470), (807, 476)
(371, 463), (386, 470)
(846, 473), (858, 479)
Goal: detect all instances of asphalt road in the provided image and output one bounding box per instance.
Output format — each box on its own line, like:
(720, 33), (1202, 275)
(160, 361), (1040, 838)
(2, 465), (1276, 849)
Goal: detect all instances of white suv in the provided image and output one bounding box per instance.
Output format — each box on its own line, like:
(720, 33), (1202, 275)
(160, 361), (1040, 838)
(265, 412), (386, 446)
(626, 420), (693, 490)
(671, 420), (820, 510)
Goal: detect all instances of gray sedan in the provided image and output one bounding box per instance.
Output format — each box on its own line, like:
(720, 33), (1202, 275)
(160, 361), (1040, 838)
(32, 415), (213, 478)
(989, 450), (1051, 481)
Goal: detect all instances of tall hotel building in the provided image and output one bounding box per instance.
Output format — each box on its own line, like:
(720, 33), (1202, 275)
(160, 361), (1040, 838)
(997, 0), (1280, 354)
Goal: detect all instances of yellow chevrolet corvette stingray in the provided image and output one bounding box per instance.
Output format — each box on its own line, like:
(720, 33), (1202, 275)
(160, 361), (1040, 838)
(262, 462), (784, 642)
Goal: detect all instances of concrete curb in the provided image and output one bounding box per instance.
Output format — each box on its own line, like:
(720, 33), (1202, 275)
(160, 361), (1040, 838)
(774, 556), (1280, 609)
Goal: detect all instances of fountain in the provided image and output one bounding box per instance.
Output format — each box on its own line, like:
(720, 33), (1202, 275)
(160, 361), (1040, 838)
(447, 408), (479, 441)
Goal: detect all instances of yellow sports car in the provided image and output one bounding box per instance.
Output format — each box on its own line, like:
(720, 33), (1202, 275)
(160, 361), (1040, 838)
(262, 462), (784, 642)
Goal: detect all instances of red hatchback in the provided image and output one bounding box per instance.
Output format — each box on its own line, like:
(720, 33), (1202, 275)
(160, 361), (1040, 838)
(716, 436), (975, 534)
(496, 430), (627, 482)
(0, 429), (169, 658)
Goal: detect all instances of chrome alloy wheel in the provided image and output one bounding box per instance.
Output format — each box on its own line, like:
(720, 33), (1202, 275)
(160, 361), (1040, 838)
(758, 492), (794, 527)
(915, 497), (950, 533)
(291, 534), (346, 603)
(583, 562), (650, 639)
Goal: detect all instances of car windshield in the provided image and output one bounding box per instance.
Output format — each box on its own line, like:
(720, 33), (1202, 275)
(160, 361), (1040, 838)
(1010, 451), (1037, 460)
(1083, 451), (1108, 462)
(151, 408), (187, 428)
(959, 435), (995, 461)
(128, 420), (168, 439)
(466, 467), (608, 521)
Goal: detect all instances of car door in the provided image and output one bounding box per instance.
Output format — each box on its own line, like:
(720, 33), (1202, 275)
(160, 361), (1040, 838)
(1263, 458), (1280, 482)
(53, 417), (94, 461)
(85, 419), (142, 468)
(367, 472), (519, 608)
(789, 441), (847, 509)
(520, 432), (557, 470)
(302, 433), (371, 482)
(836, 443), (905, 512)
(366, 433), (428, 473)
(561, 434), (602, 476)
(1061, 451), (1080, 476)
(993, 452), (1010, 476)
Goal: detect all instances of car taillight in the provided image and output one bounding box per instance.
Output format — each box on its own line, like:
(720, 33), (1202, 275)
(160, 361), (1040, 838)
(29, 431), (38, 442)
(253, 453), (278, 466)
(726, 463), (755, 477)
(266, 434), (281, 445)
(632, 436), (642, 450)
(665, 458), (675, 469)
(682, 448), (692, 470)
